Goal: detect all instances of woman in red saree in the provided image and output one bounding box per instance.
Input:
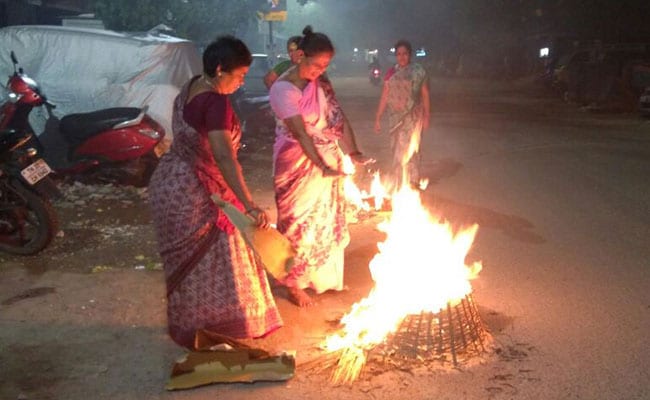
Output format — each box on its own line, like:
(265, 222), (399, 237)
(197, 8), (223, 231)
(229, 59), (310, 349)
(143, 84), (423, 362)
(374, 39), (431, 191)
(148, 36), (282, 348)
(269, 26), (371, 307)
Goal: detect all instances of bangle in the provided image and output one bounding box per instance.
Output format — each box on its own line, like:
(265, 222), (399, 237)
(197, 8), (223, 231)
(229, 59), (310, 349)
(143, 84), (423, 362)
(348, 151), (362, 157)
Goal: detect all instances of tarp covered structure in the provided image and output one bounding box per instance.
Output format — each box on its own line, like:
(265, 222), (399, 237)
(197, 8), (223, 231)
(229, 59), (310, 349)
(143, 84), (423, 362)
(0, 25), (202, 139)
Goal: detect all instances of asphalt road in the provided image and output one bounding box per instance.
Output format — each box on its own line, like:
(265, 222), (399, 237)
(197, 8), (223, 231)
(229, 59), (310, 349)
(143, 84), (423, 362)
(1, 75), (648, 400)
(337, 76), (650, 399)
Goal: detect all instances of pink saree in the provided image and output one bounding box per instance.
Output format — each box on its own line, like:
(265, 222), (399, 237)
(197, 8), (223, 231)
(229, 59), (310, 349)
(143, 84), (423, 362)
(148, 78), (282, 348)
(269, 77), (349, 294)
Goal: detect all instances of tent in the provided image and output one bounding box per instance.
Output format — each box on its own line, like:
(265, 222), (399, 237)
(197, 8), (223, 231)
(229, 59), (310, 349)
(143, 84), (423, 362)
(0, 25), (202, 141)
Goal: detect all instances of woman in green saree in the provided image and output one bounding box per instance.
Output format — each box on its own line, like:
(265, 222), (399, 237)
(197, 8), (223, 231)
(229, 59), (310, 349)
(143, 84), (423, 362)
(374, 39), (430, 191)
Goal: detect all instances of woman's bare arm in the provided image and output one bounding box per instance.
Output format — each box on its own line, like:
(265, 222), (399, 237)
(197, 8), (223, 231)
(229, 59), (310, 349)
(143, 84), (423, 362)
(374, 83), (389, 133)
(263, 70), (278, 89)
(283, 115), (343, 176)
(207, 129), (268, 226)
(337, 113), (374, 164)
(338, 113), (359, 155)
(421, 77), (431, 130)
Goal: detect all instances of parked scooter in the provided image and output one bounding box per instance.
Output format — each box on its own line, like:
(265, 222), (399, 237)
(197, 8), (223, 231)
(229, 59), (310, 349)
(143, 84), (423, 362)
(0, 127), (60, 255)
(1, 51), (165, 187)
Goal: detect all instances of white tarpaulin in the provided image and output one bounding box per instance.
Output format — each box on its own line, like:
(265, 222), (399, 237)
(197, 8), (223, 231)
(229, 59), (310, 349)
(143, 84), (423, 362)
(0, 25), (202, 140)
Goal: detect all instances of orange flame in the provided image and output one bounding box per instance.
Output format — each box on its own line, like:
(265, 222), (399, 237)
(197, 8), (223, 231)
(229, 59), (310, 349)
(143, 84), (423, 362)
(343, 155), (389, 213)
(368, 172), (388, 211)
(324, 184), (482, 383)
(342, 156), (369, 212)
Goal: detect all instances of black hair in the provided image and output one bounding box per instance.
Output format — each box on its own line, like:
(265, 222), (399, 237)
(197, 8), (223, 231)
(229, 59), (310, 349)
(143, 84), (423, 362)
(298, 25), (335, 57)
(287, 35), (301, 48)
(394, 39), (412, 56)
(203, 35), (252, 77)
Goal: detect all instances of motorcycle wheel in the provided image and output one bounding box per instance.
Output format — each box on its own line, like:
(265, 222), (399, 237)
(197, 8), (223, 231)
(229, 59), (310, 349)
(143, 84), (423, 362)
(0, 180), (59, 255)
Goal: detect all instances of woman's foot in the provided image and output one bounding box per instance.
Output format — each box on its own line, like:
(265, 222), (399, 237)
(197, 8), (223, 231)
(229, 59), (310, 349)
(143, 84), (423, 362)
(287, 287), (313, 307)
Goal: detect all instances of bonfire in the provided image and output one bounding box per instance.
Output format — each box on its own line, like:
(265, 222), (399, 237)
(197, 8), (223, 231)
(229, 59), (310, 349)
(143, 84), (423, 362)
(329, 158), (487, 384)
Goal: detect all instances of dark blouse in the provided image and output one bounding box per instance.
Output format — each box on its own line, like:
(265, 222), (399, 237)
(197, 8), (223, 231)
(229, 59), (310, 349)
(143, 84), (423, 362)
(183, 91), (237, 133)
(171, 83), (243, 234)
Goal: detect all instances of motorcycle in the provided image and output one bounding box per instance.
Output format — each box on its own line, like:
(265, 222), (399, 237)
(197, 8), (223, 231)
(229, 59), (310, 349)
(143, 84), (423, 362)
(1, 51), (165, 187)
(0, 127), (60, 255)
(369, 66), (381, 86)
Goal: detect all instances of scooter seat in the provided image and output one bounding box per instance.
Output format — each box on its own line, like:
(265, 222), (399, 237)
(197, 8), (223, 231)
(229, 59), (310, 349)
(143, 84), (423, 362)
(59, 107), (142, 147)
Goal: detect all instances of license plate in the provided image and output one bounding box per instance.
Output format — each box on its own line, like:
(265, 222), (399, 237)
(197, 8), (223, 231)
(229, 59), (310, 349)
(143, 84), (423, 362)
(20, 158), (52, 185)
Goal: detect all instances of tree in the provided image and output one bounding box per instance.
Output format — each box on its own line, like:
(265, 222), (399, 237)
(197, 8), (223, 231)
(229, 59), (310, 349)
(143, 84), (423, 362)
(92, 0), (261, 43)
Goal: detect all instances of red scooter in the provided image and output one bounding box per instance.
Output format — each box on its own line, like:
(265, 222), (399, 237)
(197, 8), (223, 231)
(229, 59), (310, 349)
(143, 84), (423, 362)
(1, 51), (165, 186)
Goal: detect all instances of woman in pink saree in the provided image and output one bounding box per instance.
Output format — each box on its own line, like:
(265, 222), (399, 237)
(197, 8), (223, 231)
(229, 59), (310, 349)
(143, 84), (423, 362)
(269, 26), (371, 307)
(148, 36), (281, 348)
(374, 39), (431, 191)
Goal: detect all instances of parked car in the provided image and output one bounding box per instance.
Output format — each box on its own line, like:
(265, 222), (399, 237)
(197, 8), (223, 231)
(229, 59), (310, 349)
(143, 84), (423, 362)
(231, 54), (274, 135)
(240, 53), (270, 96)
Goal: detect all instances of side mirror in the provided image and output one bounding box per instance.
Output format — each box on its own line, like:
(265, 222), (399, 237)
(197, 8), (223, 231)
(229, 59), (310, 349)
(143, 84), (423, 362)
(10, 51), (18, 74)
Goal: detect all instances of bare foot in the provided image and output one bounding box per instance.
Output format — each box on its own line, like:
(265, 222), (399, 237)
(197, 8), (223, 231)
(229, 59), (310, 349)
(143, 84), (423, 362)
(287, 287), (313, 307)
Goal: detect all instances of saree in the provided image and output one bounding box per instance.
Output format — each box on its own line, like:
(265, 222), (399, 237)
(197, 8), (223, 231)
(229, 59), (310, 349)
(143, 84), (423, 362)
(384, 62), (427, 189)
(269, 77), (349, 294)
(148, 78), (282, 348)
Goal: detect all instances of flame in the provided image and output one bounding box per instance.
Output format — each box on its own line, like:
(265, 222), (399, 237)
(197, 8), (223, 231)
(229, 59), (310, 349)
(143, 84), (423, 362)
(323, 184), (482, 383)
(418, 178), (429, 191)
(342, 154), (389, 213)
(368, 172), (388, 211)
(341, 154), (356, 175)
(342, 156), (370, 211)
(402, 126), (421, 167)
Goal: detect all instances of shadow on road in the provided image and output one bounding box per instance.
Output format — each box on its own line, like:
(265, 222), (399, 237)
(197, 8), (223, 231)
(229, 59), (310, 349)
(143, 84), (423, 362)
(422, 192), (545, 244)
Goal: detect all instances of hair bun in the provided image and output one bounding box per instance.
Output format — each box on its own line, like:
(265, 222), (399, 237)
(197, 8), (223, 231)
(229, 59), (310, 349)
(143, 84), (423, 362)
(302, 25), (314, 36)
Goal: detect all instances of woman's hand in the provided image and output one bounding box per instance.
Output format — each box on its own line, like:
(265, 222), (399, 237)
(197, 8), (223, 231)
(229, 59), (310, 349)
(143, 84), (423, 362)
(246, 207), (270, 229)
(322, 166), (346, 177)
(350, 152), (375, 165)
(374, 119), (381, 133)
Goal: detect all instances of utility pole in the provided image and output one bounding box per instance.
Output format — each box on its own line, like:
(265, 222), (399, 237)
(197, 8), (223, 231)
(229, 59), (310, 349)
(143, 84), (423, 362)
(268, 20), (275, 60)
(259, 0), (286, 59)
